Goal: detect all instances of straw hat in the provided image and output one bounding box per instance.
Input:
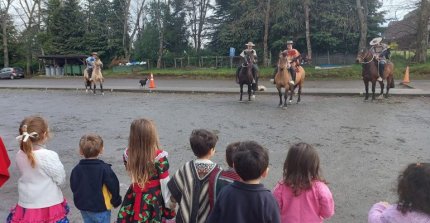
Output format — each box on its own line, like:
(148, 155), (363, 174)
(91, 52), (98, 55)
(369, 37), (382, 46)
(245, 42), (255, 47)
(286, 40), (294, 44)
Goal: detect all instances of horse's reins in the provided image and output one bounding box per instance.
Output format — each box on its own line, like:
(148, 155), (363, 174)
(358, 52), (375, 64)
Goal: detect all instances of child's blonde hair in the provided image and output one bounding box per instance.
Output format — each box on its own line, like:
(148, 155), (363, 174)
(127, 118), (159, 187)
(18, 116), (50, 168)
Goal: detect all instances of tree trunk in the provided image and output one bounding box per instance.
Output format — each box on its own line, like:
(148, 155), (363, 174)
(356, 0), (368, 54)
(155, 0), (164, 68)
(1, 0), (12, 67)
(123, 0), (131, 58)
(263, 0), (271, 67)
(2, 19), (9, 67)
(415, 0), (430, 63)
(127, 0), (145, 57)
(304, 0), (312, 64)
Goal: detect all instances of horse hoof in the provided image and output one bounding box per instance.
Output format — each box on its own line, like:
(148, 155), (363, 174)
(238, 100), (244, 103)
(85, 89), (88, 93)
(251, 95), (256, 100)
(102, 92), (104, 96)
(288, 100), (292, 104)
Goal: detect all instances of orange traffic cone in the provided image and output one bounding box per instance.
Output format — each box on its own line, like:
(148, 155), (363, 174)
(402, 66), (410, 84)
(149, 73), (156, 88)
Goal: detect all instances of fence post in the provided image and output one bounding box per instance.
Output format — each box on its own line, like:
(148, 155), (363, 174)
(174, 58), (177, 68)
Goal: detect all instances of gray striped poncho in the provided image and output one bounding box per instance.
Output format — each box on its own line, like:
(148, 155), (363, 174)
(168, 160), (221, 223)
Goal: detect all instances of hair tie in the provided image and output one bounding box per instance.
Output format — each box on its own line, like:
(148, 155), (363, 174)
(16, 131), (39, 142)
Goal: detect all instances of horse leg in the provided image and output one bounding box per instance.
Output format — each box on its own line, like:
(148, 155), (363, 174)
(239, 84), (243, 101)
(284, 88), (288, 107)
(277, 88), (283, 107)
(364, 80), (369, 100)
(93, 83), (96, 94)
(288, 86), (294, 103)
(385, 77), (391, 98)
(100, 83), (104, 95)
(371, 80), (376, 100)
(248, 84), (252, 101)
(297, 84), (302, 103)
(379, 80), (384, 97)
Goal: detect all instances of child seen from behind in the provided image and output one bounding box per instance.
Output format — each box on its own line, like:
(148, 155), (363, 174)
(207, 141), (280, 223)
(117, 118), (175, 223)
(7, 116), (68, 223)
(368, 162), (430, 222)
(168, 129), (221, 223)
(70, 134), (122, 223)
(272, 142), (334, 223)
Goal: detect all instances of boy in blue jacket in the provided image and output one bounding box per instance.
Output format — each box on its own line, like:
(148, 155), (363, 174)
(70, 134), (122, 223)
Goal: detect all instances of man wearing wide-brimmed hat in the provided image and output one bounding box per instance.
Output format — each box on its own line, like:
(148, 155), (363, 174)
(270, 40), (300, 85)
(236, 42), (259, 84)
(86, 52), (98, 80)
(369, 37), (390, 81)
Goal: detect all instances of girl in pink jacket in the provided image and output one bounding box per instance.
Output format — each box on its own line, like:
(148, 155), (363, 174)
(368, 163), (430, 223)
(272, 143), (334, 223)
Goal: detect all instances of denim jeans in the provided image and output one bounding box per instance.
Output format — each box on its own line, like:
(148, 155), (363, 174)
(80, 210), (111, 223)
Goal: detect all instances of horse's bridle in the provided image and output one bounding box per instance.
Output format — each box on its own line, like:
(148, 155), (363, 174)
(358, 51), (375, 64)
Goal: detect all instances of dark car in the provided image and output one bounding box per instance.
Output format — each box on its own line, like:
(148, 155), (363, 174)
(0, 67), (25, 79)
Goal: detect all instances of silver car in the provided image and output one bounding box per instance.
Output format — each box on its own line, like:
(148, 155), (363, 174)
(0, 67), (25, 79)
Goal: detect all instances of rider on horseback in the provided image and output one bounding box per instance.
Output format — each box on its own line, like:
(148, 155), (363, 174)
(86, 52), (97, 81)
(270, 40), (301, 85)
(369, 37), (391, 82)
(236, 42), (258, 84)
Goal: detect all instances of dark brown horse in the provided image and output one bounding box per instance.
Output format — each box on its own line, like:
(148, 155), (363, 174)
(356, 48), (394, 100)
(238, 54), (258, 101)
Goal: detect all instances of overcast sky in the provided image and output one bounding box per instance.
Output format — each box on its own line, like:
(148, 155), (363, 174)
(380, 0), (420, 25)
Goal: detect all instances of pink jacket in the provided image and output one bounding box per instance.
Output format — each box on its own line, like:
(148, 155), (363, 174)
(368, 202), (430, 223)
(272, 180), (334, 223)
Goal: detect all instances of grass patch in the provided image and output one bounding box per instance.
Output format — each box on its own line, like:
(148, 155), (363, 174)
(102, 58), (430, 80)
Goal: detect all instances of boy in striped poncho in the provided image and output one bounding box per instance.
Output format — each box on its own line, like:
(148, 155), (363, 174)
(168, 129), (221, 223)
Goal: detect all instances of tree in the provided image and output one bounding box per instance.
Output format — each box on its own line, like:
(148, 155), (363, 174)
(303, 0), (312, 63)
(0, 0), (13, 67)
(262, 0), (271, 67)
(185, 0), (214, 52)
(415, 0), (430, 63)
(356, 0), (368, 53)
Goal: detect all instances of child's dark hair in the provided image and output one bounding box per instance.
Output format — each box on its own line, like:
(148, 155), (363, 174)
(233, 141), (268, 181)
(283, 142), (324, 196)
(79, 134), (104, 158)
(189, 129), (218, 158)
(226, 141), (240, 168)
(397, 163), (430, 215)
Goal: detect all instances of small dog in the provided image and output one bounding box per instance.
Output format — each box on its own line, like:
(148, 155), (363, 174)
(139, 78), (148, 88)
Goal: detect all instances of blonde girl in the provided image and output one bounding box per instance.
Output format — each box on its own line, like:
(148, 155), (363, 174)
(7, 116), (68, 223)
(117, 118), (175, 223)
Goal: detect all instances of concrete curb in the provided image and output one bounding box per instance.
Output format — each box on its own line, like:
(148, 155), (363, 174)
(1, 86), (429, 97)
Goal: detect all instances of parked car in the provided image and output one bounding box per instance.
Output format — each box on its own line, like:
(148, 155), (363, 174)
(0, 67), (25, 79)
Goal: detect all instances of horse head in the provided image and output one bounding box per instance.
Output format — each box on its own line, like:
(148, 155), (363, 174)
(356, 48), (374, 64)
(278, 52), (289, 71)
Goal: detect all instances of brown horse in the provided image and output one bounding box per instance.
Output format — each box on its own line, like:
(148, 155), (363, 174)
(356, 49), (394, 100)
(275, 52), (305, 107)
(237, 54), (258, 101)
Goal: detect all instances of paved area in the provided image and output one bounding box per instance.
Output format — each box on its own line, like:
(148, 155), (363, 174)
(0, 76), (429, 96)
(0, 90), (429, 223)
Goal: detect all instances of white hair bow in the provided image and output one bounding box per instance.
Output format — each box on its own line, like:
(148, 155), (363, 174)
(16, 131), (38, 142)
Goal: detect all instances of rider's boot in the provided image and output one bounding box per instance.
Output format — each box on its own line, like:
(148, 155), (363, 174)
(377, 63), (384, 82)
(289, 67), (296, 85)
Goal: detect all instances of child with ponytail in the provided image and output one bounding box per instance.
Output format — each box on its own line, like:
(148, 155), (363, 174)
(7, 116), (69, 223)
